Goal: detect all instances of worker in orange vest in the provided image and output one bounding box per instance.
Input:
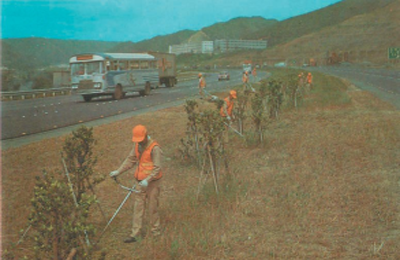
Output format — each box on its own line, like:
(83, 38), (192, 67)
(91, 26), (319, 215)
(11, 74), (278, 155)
(220, 90), (237, 121)
(110, 124), (163, 243)
(306, 72), (313, 90)
(243, 71), (255, 92)
(198, 73), (207, 99)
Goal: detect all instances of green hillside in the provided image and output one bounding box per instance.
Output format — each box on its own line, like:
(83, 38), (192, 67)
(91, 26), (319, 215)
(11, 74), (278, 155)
(202, 16), (277, 40)
(186, 31), (211, 44)
(0, 41), (34, 70)
(248, 0), (397, 47)
(109, 29), (196, 53)
(1, 38), (119, 70)
(265, 0), (400, 65)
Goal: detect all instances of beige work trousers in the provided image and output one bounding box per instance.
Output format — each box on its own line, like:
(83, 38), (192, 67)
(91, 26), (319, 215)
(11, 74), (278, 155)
(131, 179), (161, 238)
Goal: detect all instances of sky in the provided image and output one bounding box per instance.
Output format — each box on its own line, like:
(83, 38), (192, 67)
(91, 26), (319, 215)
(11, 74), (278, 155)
(1, 0), (342, 42)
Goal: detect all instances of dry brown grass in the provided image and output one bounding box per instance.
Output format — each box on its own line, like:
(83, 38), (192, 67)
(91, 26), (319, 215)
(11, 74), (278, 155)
(2, 71), (400, 259)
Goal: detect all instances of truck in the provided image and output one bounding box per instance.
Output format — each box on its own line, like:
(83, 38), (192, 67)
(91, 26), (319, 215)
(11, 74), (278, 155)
(149, 52), (177, 88)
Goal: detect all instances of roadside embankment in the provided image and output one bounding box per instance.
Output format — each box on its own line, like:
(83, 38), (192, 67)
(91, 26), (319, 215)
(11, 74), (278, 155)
(3, 68), (400, 259)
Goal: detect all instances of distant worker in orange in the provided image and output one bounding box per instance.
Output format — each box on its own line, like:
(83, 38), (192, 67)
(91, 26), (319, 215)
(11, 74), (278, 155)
(109, 124), (163, 243)
(306, 72), (313, 90)
(242, 71), (255, 92)
(252, 67), (258, 82)
(220, 90), (237, 122)
(198, 73), (207, 99)
(298, 72), (305, 89)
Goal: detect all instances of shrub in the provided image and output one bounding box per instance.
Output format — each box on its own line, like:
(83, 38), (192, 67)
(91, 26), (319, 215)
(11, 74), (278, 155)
(28, 170), (96, 260)
(32, 71), (52, 89)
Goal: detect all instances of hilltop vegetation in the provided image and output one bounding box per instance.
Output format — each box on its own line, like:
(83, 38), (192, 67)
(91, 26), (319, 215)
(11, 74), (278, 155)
(248, 0), (397, 47)
(263, 0), (400, 65)
(108, 29), (196, 53)
(1, 38), (118, 70)
(201, 16), (277, 41)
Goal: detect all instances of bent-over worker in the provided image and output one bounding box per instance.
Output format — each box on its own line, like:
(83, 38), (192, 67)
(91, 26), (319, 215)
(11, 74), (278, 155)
(220, 90), (237, 122)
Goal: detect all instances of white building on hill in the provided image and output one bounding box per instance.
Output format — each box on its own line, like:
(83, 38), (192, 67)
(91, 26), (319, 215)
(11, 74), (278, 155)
(169, 41), (214, 55)
(169, 39), (267, 55)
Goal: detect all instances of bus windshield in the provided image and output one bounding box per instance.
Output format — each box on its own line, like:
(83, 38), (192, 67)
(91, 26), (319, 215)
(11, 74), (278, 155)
(71, 62), (102, 76)
(87, 62), (101, 74)
(71, 63), (85, 76)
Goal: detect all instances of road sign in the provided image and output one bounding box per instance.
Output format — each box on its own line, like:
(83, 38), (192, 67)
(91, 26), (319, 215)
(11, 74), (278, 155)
(388, 47), (400, 59)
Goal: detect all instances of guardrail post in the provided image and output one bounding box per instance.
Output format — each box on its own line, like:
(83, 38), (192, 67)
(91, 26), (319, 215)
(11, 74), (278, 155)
(22, 95), (25, 100)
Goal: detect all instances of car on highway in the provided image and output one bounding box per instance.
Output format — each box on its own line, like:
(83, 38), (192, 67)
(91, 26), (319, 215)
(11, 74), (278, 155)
(218, 71), (230, 81)
(274, 62), (287, 68)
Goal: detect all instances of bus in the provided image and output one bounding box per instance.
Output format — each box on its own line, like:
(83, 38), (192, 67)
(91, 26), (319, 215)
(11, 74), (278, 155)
(69, 53), (159, 102)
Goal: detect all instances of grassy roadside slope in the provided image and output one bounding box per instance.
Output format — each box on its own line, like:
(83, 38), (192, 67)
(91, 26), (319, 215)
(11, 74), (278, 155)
(3, 69), (400, 259)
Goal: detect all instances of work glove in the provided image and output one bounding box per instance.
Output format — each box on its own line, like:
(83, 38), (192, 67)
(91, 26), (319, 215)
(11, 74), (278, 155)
(139, 179), (149, 187)
(109, 170), (119, 178)
(227, 116), (231, 121)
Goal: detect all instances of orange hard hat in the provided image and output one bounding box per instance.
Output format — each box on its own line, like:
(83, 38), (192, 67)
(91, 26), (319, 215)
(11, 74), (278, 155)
(229, 90), (237, 99)
(132, 124), (147, 142)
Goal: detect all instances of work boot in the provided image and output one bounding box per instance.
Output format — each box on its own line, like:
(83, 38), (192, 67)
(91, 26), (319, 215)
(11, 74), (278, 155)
(123, 237), (137, 243)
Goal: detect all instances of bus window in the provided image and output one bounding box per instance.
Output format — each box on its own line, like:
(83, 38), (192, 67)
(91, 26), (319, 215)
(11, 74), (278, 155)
(86, 62), (101, 75)
(109, 61), (116, 70)
(150, 61), (157, 69)
(119, 61), (128, 70)
(71, 63), (85, 75)
(129, 61), (139, 70)
(140, 61), (149, 69)
(114, 61), (119, 70)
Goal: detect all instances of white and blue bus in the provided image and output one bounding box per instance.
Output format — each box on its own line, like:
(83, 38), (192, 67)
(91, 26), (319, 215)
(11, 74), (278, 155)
(69, 53), (160, 102)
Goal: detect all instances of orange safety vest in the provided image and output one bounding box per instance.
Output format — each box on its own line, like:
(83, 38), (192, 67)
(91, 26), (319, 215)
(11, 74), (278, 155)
(242, 74), (248, 83)
(134, 140), (162, 181)
(199, 77), (206, 88)
(307, 74), (313, 84)
(220, 97), (234, 117)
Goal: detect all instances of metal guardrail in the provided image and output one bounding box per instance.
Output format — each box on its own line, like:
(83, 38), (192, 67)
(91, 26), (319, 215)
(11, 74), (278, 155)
(1, 87), (73, 101)
(1, 75), (199, 101)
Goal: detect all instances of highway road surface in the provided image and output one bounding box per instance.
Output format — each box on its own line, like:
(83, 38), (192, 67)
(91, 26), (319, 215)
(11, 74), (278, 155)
(3, 66), (397, 149)
(1, 70), (249, 149)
